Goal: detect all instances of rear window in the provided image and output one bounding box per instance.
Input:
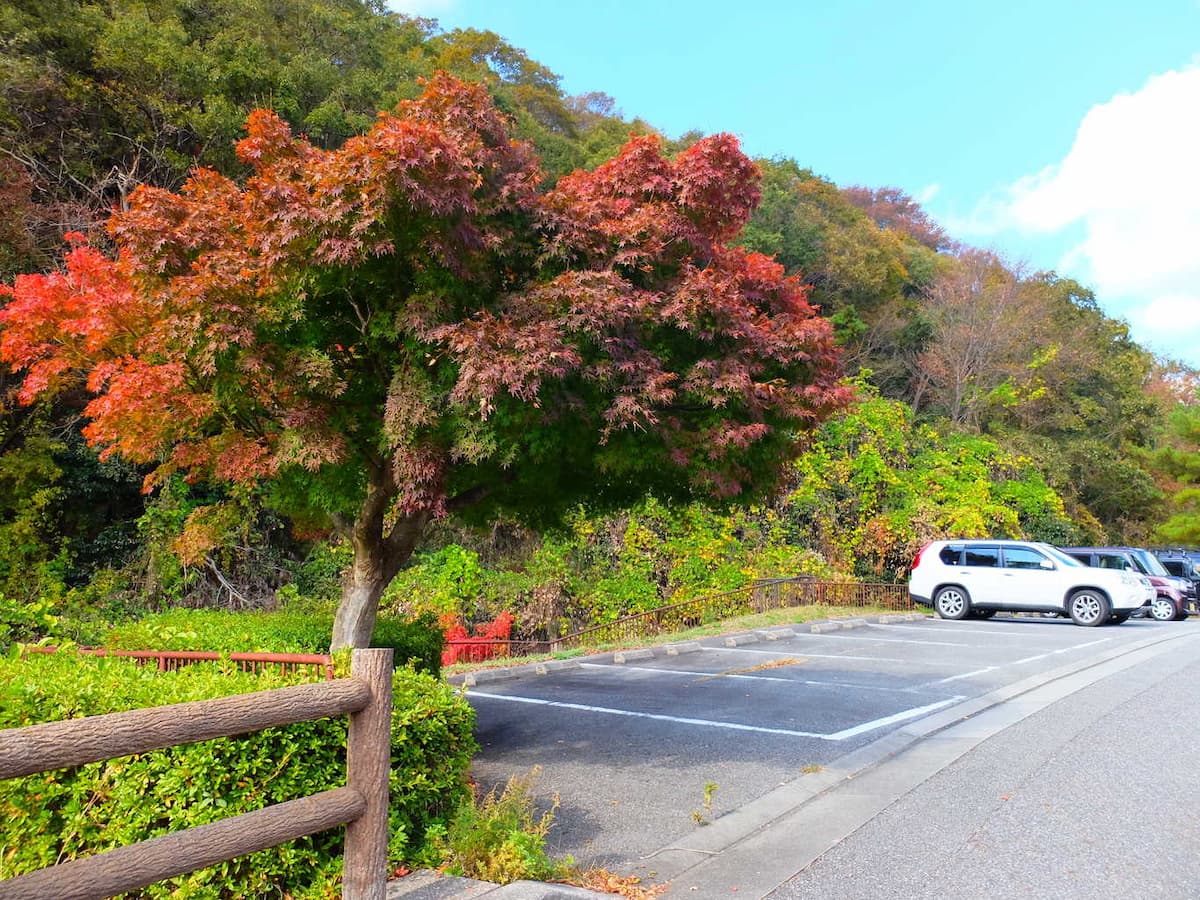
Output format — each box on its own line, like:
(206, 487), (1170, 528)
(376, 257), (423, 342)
(963, 546), (1000, 568)
(939, 545), (963, 565)
(1162, 559), (1186, 577)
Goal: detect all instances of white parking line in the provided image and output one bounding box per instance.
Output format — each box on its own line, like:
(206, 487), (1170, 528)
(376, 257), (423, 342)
(922, 637), (1113, 686)
(794, 632), (976, 647)
(467, 691), (964, 741)
(929, 666), (1000, 685)
(1011, 636), (1111, 665)
(577, 662), (921, 693)
(710, 646), (912, 663)
(823, 697), (965, 740)
(872, 624), (1059, 638)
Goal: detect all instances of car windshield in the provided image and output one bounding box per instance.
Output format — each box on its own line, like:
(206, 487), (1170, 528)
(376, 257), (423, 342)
(1043, 545), (1084, 567)
(1133, 549), (1170, 577)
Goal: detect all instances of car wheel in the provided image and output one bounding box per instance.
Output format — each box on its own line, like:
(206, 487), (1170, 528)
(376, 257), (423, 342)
(1150, 597), (1175, 622)
(971, 609), (997, 619)
(1109, 613), (1130, 624)
(933, 586), (971, 620)
(1068, 590), (1110, 627)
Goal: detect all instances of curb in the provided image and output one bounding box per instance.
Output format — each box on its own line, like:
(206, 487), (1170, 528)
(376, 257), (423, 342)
(449, 613), (927, 687)
(387, 869), (611, 899)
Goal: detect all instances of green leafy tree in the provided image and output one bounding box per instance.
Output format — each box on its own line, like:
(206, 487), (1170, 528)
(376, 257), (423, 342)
(1152, 405), (1200, 544)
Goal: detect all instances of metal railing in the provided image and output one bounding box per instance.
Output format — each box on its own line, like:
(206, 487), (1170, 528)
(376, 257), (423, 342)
(0, 648), (393, 900)
(554, 577), (913, 650)
(21, 645), (336, 679)
(444, 577), (914, 662)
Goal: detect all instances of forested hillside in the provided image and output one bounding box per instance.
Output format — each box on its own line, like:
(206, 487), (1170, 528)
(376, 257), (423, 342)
(1, 0), (1197, 644)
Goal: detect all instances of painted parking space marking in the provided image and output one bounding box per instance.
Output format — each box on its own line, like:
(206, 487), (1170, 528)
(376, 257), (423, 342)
(709, 646), (912, 663)
(790, 632), (981, 648)
(822, 697), (966, 740)
(467, 691), (964, 742)
(927, 666), (1000, 685)
(920, 636), (1114, 686)
(1011, 636), (1111, 664)
(872, 623), (1068, 638)
(577, 662), (924, 693)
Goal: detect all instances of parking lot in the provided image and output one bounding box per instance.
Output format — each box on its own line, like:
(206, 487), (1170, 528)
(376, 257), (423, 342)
(456, 613), (1196, 870)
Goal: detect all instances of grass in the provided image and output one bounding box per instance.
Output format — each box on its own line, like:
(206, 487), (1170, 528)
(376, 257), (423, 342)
(443, 603), (916, 675)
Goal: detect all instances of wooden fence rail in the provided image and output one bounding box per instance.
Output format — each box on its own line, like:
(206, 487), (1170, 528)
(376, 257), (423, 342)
(0, 647), (393, 900)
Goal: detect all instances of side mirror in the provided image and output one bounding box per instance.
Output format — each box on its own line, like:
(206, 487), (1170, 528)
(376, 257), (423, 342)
(1039, 559), (1054, 570)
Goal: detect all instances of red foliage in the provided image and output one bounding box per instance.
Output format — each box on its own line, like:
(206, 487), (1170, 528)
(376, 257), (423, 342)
(441, 611), (515, 666)
(0, 72), (847, 515)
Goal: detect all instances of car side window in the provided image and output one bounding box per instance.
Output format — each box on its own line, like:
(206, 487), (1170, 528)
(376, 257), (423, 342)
(963, 546), (1000, 568)
(1003, 547), (1050, 570)
(1097, 553), (1133, 571)
(1066, 553), (1090, 566)
(1162, 560), (1185, 576)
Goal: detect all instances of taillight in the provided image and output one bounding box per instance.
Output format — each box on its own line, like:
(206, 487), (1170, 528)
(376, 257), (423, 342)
(911, 543), (930, 570)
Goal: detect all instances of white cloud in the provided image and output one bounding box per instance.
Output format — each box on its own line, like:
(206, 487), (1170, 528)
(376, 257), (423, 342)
(915, 183), (941, 205)
(962, 66), (1200, 364)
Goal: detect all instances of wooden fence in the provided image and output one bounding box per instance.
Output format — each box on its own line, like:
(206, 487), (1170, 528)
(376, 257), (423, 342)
(0, 647), (393, 900)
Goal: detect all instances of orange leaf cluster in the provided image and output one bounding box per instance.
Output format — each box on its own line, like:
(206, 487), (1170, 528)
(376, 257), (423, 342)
(0, 72), (848, 514)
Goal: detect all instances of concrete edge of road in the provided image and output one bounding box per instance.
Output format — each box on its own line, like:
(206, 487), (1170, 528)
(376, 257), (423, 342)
(642, 625), (1200, 899)
(447, 613), (929, 688)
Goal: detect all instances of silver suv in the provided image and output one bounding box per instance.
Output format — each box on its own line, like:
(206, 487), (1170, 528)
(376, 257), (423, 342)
(909, 539), (1150, 626)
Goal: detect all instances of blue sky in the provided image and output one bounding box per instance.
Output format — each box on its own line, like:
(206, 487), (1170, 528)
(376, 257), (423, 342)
(394, 1), (1200, 366)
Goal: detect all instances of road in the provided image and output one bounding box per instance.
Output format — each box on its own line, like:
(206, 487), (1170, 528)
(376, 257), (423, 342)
(770, 627), (1200, 899)
(454, 614), (1200, 896)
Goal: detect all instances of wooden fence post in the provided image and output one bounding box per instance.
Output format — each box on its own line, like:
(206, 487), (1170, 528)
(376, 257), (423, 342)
(343, 648), (393, 900)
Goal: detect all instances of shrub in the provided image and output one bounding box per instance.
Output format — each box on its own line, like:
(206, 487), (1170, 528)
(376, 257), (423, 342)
(0, 652), (476, 897)
(101, 608), (445, 677)
(441, 611), (515, 666)
(433, 768), (567, 884)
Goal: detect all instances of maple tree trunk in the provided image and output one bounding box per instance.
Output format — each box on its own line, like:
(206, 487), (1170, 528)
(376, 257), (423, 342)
(331, 473), (430, 650)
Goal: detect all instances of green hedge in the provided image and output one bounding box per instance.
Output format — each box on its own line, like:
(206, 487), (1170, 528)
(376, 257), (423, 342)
(100, 609), (445, 677)
(0, 652), (476, 898)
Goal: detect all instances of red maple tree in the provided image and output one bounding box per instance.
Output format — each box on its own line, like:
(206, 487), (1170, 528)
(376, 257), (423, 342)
(0, 74), (849, 648)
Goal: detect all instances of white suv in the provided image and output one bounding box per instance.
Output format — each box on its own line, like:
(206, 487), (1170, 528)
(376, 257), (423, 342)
(909, 539), (1150, 626)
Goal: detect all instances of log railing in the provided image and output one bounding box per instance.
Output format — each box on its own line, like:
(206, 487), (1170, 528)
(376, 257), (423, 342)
(0, 647), (393, 900)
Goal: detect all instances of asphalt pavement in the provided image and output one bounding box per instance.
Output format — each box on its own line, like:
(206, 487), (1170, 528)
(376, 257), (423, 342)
(770, 625), (1200, 899)
(431, 613), (1200, 899)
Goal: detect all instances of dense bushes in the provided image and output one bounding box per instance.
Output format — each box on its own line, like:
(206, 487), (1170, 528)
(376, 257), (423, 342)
(0, 652), (476, 897)
(386, 500), (833, 640)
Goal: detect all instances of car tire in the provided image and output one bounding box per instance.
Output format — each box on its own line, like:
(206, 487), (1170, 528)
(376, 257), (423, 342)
(1068, 590), (1110, 627)
(1109, 613), (1130, 624)
(1150, 597), (1175, 622)
(933, 586), (971, 620)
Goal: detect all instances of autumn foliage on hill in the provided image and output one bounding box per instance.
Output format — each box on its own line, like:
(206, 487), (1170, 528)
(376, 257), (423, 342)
(0, 74), (848, 647)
